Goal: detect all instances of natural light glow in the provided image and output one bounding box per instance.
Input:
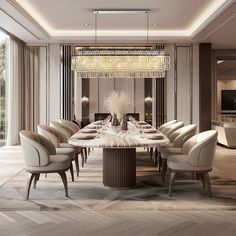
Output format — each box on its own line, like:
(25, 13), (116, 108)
(15, 0), (230, 38)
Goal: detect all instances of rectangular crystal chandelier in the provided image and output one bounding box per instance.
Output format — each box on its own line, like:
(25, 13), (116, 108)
(72, 48), (170, 78)
(71, 9), (170, 78)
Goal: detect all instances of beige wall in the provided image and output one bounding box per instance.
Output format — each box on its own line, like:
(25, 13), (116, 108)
(38, 43), (61, 124)
(37, 43), (200, 127)
(85, 77), (145, 122)
(166, 44), (200, 131)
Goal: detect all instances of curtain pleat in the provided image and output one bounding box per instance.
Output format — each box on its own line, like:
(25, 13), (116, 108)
(6, 39), (39, 145)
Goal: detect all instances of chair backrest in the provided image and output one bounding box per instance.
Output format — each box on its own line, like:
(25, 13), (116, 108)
(159, 120), (177, 132)
(169, 124), (197, 147)
(50, 121), (73, 140)
(162, 121), (184, 137)
(37, 124), (60, 148)
(182, 130), (218, 168)
(59, 119), (80, 133)
(19, 130), (56, 167)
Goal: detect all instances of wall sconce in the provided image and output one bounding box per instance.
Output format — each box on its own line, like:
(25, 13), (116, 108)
(81, 96), (89, 103)
(145, 96), (152, 104)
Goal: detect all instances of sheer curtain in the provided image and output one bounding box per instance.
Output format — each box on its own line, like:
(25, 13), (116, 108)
(6, 38), (39, 145)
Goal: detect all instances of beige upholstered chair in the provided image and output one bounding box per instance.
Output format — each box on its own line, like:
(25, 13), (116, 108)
(159, 120), (177, 132)
(19, 130), (71, 199)
(59, 119), (80, 133)
(59, 119), (88, 161)
(161, 121), (184, 137)
(37, 124), (81, 178)
(153, 121), (184, 169)
(150, 120), (178, 163)
(160, 124), (197, 181)
(167, 130), (218, 197)
(51, 121), (86, 167)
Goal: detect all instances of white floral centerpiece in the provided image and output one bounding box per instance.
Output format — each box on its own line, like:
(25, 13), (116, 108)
(104, 90), (131, 128)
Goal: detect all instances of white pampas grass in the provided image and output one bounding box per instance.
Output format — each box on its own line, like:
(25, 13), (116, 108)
(104, 90), (131, 119)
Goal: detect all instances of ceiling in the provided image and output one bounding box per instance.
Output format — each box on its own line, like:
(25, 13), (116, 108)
(0, 0), (235, 48)
(218, 60), (236, 77)
(14, 0), (216, 32)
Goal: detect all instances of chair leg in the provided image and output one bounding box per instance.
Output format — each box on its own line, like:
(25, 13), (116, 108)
(158, 154), (163, 172)
(58, 171), (69, 197)
(204, 172), (212, 197)
(74, 155), (80, 177)
(33, 173), (40, 189)
(81, 149), (85, 167)
(69, 162), (74, 182)
(150, 147), (153, 159)
(84, 148), (88, 163)
(154, 148), (158, 167)
(199, 173), (206, 190)
(192, 173), (197, 180)
(161, 159), (167, 182)
(168, 172), (176, 196)
(88, 147), (91, 155)
(26, 173), (36, 199)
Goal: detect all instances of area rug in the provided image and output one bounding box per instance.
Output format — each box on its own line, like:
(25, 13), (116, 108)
(0, 148), (236, 211)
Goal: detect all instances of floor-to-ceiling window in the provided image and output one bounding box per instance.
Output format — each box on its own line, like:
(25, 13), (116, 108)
(0, 31), (9, 146)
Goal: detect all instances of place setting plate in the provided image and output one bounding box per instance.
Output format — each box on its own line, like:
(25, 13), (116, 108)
(87, 125), (100, 129)
(81, 129), (97, 133)
(143, 128), (158, 133)
(73, 133), (97, 140)
(137, 121), (147, 125)
(142, 125), (152, 129)
(145, 134), (165, 140)
(93, 120), (103, 125)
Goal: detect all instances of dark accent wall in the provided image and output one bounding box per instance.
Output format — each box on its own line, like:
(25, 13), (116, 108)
(156, 78), (165, 127)
(144, 78), (152, 124)
(199, 43), (212, 131)
(61, 45), (72, 120)
(81, 78), (90, 127)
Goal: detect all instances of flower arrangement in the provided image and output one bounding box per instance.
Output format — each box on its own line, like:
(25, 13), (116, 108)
(104, 90), (131, 119)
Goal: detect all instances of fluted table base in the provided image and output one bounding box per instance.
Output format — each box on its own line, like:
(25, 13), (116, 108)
(103, 148), (136, 189)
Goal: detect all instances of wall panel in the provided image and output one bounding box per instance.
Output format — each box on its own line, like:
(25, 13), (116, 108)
(98, 78), (115, 113)
(176, 45), (192, 125)
(115, 78), (135, 112)
(48, 44), (61, 122)
(39, 46), (47, 124)
(166, 44), (175, 121)
(135, 78), (145, 121)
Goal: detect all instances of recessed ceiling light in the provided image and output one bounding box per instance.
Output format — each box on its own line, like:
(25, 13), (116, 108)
(153, 23), (158, 27)
(217, 60), (224, 64)
(83, 23), (90, 26)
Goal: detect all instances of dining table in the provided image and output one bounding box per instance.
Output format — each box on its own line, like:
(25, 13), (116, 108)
(68, 120), (169, 189)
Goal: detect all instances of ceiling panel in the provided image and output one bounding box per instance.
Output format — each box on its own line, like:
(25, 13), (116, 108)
(14, 0), (217, 31)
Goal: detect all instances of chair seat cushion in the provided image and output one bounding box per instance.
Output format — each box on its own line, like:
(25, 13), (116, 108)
(160, 147), (182, 159)
(56, 148), (75, 160)
(167, 155), (212, 172)
(25, 155), (70, 172)
(60, 143), (81, 153)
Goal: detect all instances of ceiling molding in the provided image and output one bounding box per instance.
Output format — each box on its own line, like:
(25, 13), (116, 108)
(0, 9), (37, 41)
(194, 1), (236, 41)
(0, 0), (50, 40)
